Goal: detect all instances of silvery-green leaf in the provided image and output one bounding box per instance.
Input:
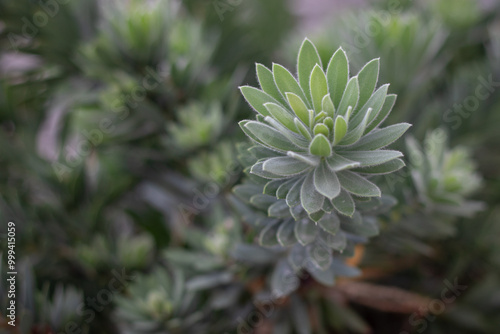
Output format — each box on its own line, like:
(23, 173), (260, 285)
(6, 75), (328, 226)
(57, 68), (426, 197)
(298, 38), (322, 105)
(322, 94), (335, 118)
(314, 161), (341, 200)
(294, 218), (318, 245)
(318, 213), (340, 235)
(320, 231), (346, 251)
(326, 47), (349, 108)
(277, 177), (299, 199)
(350, 84), (388, 129)
(277, 220), (297, 246)
(290, 295), (312, 334)
(307, 242), (332, 270)
(342, 216), (379, 237)
(313, 123), (329, 137)
(365, 94), (397, 134)
(287, 92), (310, 126)
(271, 259), (299, 298)
(264, 180), (282, 196)
(310, 64), (328, 113)
(242, 121), (300, 152)
(333, 115), (347, 145)
(259, 220), (281, 246)
(248, 146), (282, 159)
(287, 151), (320, 166)
(353, 158), (405, 175)
(338, 108), (372, 145)
(256, 63), (286, 105)
(309, 134), (332, 157)
(338, 150), (403, 167)
(290, 204), (304, 221)
(308, 261), (335, 286)
(356, 58), (380, 110)
(347, 123), (411, 150)
(240, 86), (280, 117)
(233, 184), (262, 202)
(273, 63), (309, 108)
(186, 272), (233, 291)
(250, 161), (283, 179)
(300, 171), (325, 213)
(250, 194), (278, 210)
(264, 116), (310, 149)
(264, 102), (297, 133)
(331, 189), (355, 217)
(289, 244), (306, 270)
(263, 156), (312, 176)
(286, 177), (304, 207)
(337, 171), (381, 197)
(337, 76), (359, 117)
(325, 154), (360, 172)
(323, 197), (335, 213)
(269, 200), (291, 218)
(294, 118), (312, 140)
(309, 210), (325, 222)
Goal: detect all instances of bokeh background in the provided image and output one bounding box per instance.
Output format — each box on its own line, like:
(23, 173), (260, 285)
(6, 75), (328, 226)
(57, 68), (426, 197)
(0, 0), (500, 333)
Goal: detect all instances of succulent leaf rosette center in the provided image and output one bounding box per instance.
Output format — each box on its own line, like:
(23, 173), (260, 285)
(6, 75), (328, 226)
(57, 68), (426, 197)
(239, 39), (410, 219)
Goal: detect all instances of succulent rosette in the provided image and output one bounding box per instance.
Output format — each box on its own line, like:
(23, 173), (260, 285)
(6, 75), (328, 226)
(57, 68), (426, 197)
(238, 39), (410, 219)
(234, 39), (410, 282)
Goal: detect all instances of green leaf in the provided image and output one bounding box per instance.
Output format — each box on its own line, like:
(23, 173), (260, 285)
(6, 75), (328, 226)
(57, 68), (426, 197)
(264, 103), (297, 133)
(353, 158), (405, 175)
(337, 150), (403, 167)
(314, 161), (341, 200)
(321, 232), (346, 251)
(256, 63), (286, 105)
(326, 47), (349, 108)
(233, 184), (262, 202)
(269, 200), (291, 218)
(300, 172), (325, 214)
(338, 171), (381, 197)
(259, 220), (281, 246)
(318, 213), (340, 235)
(294, 218), (318, 245)
(240, 86), (280, 117)
(287, 151), (320, 166)
(365, 94), (397, 134)
(308, 262), (335, 286)
(287, 93), (310, 126)
(298, 38), (322, 105)
(273, 63), (309, 108)
(307, 242), (332, 270)
(277, 220), (298, 246)
(331, 190), (355, 216)
(313, 123), (329, 137)
(309, 134), (332, 157)
(250, 161), (283, 179)
(250, 194), (278, 210)
(347, 123), (411, 150)
(337, 76), (359, 117)
(350, 84), (388, 129)
(264, 116), (310, 149)
(264, 180), (282, 196)
(272, 259), (298, 297)
(290, 295), (313, 334)
(326, 154), (360, 171)
(277, 177), (299, 199)
(333, 116), (348, 145)
(286, 177), (304, 207)
(356, 58), (380, 110)
(310, 64), (328, 113)
(241, 120), (300, 152)
(294, 118), (312, 140)
(322, 94), (335, 118)
(338, 108), (373, 145)
(263, 156), (312, 176)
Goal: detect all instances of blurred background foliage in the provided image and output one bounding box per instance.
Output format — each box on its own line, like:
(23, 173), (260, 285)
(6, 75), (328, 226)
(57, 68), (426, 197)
(0, 0), (499, 333)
